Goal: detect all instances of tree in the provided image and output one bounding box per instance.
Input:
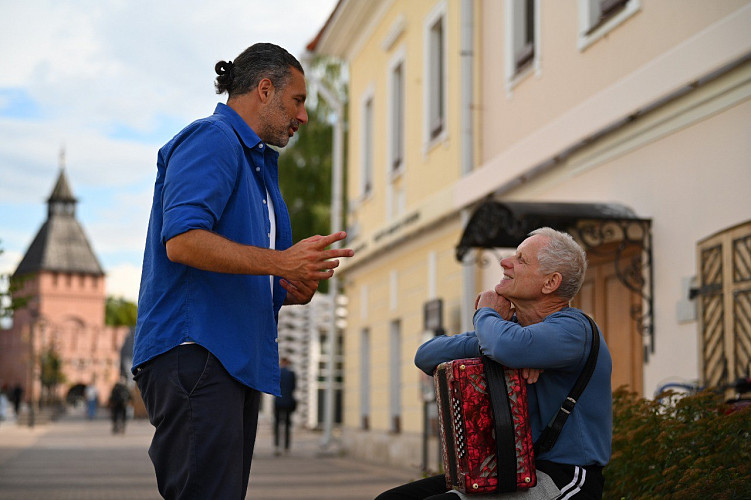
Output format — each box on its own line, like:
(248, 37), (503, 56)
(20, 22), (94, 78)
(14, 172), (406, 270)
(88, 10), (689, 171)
(278, 56), (348, 294)
(39, 347), (65, 405)
(105, 296), (138, 327)
(0, 240), (29, 321)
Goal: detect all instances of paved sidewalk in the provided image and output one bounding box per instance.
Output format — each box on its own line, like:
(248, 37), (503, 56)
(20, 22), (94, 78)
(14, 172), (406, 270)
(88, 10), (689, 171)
(0, 408), (419, 500)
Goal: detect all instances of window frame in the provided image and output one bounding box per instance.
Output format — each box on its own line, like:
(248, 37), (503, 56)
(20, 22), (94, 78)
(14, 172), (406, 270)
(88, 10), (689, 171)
(578, 0), (641, 51)
(388, 46), (407, 180)
(359, 86), (375, 200)
(389, 319), (402, 434)
(423, 0), (448, 152)
(360, 328), (371, 430)
(505, 0), (541, 92)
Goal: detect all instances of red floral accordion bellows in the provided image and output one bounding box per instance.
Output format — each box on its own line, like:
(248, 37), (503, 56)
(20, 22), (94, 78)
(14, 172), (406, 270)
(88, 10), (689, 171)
(434, 358), (536, 494)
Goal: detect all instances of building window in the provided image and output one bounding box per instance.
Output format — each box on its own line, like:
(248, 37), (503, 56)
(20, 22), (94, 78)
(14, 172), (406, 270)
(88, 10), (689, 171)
(388, 49), (407, 221)
(505, 0), (540, 91)
(390, 60), (405, 175)
(360, 328), (370, 430)
(424, 1), (447, 147)
(360, 91), (375, 198)
(389, 319), (402, 433)
(513, 0), (536, 73)
(578, 0), (640, 51)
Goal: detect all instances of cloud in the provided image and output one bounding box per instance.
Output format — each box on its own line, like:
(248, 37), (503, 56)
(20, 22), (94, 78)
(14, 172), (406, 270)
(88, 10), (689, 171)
(0, 0), (338, 302)
(105, 262), (143, 303)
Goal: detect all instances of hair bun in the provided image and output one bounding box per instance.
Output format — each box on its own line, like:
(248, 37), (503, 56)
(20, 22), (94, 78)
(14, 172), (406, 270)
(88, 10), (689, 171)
(215, 60), (234, 76)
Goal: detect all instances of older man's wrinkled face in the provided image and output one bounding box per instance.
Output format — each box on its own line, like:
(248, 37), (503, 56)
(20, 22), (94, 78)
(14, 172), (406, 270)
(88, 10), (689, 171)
(496, 234), (549, 302)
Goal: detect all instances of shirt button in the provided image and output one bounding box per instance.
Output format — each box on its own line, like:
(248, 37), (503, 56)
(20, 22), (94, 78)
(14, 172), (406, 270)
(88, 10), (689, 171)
(267, 233), (271, 238)
(256, 167), (260, 172)
(274, 338), (278, 343)
(259, 144), (264, 149)
(262, 199), (267, 204)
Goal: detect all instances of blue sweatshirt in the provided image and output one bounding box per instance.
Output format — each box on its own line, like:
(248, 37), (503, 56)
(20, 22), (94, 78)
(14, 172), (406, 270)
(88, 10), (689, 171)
(415, 306), (612, 467)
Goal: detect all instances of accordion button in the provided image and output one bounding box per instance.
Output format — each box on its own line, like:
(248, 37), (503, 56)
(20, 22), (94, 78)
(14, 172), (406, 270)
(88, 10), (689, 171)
(525, 477), (531, 483)
(460, 365), (466, 370)
(472, 484), (479, 490)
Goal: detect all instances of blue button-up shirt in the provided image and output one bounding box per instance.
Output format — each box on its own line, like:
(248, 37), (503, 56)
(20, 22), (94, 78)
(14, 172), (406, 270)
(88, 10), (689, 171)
(133, 103), (292, 396)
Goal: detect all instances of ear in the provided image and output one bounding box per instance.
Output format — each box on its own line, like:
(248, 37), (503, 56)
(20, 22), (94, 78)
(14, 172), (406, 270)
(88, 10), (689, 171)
(257, 78), (274, 103)
(541, 272), (562, 295)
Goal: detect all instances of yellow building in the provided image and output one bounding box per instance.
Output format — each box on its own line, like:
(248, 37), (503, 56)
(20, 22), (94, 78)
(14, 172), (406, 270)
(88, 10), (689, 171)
(311, 0), (472, 468)
(312, 0), (751, 470)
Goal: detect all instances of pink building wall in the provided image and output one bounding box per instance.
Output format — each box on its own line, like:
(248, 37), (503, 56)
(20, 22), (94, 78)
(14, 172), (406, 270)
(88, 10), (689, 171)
(0, 270), (130, 407)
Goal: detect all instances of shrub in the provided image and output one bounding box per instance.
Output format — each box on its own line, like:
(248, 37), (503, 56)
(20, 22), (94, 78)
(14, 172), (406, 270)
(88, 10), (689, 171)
(604, 387), (751, 499)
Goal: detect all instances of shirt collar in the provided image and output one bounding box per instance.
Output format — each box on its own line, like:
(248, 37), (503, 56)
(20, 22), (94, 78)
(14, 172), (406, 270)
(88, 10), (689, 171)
(213, 102), (267, 152)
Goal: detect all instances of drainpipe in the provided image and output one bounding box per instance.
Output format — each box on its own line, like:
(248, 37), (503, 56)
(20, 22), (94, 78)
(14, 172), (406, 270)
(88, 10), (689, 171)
(460, 0), (476, 332)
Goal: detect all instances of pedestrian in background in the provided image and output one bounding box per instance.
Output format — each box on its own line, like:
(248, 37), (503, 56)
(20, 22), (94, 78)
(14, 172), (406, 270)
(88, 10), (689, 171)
(274, 357), (297, 455)
(108, 379), (131, 434)
(0, 384), (9, 421)
(85, 382), (98, 420)
(11, 383), (23, 417)
(132, 42), (354, 500)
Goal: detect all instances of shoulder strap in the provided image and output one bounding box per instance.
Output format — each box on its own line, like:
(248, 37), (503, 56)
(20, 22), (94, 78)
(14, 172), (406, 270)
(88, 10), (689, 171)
(483, 356), (520, 493)
(534, 314), (600, 455)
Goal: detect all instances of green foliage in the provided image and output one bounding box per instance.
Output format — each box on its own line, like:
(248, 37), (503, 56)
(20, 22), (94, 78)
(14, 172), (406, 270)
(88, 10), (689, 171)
(39, 347), (66, 388)
(105, 296), (138, 327)
(605, 387), (751, 499)
(278, 56), (348, 294)
(0, 240), (30, 319)
(279, 56), (347, 242)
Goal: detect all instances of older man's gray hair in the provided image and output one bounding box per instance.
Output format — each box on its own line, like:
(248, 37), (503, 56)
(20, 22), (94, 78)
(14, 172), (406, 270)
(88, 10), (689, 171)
(529, 227), (588, 301)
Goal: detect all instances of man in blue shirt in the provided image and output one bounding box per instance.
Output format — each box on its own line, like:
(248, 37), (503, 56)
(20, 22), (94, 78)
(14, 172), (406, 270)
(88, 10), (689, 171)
(133, 43), (353, 500)
(377, 227), (612, 500)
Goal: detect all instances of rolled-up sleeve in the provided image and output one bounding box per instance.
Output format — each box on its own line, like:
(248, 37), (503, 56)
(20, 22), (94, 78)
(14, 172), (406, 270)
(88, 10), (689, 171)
(473, 307), (588, 370)
(161, 123), (241, 243)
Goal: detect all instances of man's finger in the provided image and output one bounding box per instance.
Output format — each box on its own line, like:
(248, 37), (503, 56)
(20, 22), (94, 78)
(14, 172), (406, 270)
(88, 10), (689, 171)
(324, 248), (355, 259)
(312, 231), (348, 249)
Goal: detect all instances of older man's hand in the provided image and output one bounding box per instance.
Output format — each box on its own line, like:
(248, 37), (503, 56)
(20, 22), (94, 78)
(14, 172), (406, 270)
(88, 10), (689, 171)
(522, 367), (543, 384)
(475, 290), (514, 320)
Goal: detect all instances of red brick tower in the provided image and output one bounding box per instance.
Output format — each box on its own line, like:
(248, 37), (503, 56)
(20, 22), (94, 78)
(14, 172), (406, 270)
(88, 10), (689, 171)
(0, 164), (129, 416)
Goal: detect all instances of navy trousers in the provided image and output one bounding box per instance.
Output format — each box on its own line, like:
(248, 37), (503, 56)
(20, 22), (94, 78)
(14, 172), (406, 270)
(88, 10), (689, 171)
(135, 344), (261, 500)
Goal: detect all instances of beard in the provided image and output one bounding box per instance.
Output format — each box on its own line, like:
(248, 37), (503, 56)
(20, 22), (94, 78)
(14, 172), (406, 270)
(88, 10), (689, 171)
(258, 94), (299, 148)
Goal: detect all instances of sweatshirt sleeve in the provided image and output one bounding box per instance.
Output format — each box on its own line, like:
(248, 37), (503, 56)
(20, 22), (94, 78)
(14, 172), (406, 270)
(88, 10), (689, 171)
(473, 307), (589, 370)
(414, 331), (481, 375)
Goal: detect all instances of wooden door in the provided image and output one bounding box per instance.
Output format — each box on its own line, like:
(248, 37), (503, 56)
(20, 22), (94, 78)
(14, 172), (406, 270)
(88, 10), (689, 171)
(573, 245), (644, 395)
(697, 220), (751, 389)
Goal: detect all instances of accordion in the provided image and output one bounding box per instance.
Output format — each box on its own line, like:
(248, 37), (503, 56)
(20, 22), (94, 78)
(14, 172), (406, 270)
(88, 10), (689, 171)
(434, 358), (536, 494)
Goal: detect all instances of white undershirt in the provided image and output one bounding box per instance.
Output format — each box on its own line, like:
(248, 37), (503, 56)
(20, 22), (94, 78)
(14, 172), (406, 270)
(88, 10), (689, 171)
(267, 189), (276, 296)
(180, 188), (277, 348)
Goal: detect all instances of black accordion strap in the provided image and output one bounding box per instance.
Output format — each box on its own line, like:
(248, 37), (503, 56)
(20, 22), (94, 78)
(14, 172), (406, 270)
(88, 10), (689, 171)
(482, 356), (518, 493)
(534, 313), (600, 455)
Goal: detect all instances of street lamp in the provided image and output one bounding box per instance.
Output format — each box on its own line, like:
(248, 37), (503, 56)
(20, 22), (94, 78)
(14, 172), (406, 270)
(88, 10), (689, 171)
(301, 52), (344, 451)
(27, 307), (40, 427)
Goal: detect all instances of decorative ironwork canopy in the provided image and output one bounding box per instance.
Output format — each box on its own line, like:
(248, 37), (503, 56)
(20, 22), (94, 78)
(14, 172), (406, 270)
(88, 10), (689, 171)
(455, 199), (655, 352)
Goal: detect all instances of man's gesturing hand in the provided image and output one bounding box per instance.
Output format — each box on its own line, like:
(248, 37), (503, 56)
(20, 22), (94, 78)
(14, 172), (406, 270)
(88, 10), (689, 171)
(281, 279), (318, 305)
(279, 231), (354, 282)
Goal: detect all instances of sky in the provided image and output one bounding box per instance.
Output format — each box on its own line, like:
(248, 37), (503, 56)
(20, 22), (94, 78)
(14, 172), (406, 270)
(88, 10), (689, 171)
(0, 0), (338, 303)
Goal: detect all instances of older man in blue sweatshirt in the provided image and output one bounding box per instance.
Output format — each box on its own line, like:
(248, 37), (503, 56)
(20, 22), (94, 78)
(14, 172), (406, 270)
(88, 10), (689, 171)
(377, 227), (612, 500)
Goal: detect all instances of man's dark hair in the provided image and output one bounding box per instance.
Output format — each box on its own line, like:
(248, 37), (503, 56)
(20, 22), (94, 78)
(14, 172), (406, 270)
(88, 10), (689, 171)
(214, 42), (304, 97)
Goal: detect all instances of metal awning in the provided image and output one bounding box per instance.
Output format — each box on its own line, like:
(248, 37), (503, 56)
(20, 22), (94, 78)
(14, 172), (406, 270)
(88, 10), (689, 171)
(455, 199), (655, 353)
(456, 200), (644, 260)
